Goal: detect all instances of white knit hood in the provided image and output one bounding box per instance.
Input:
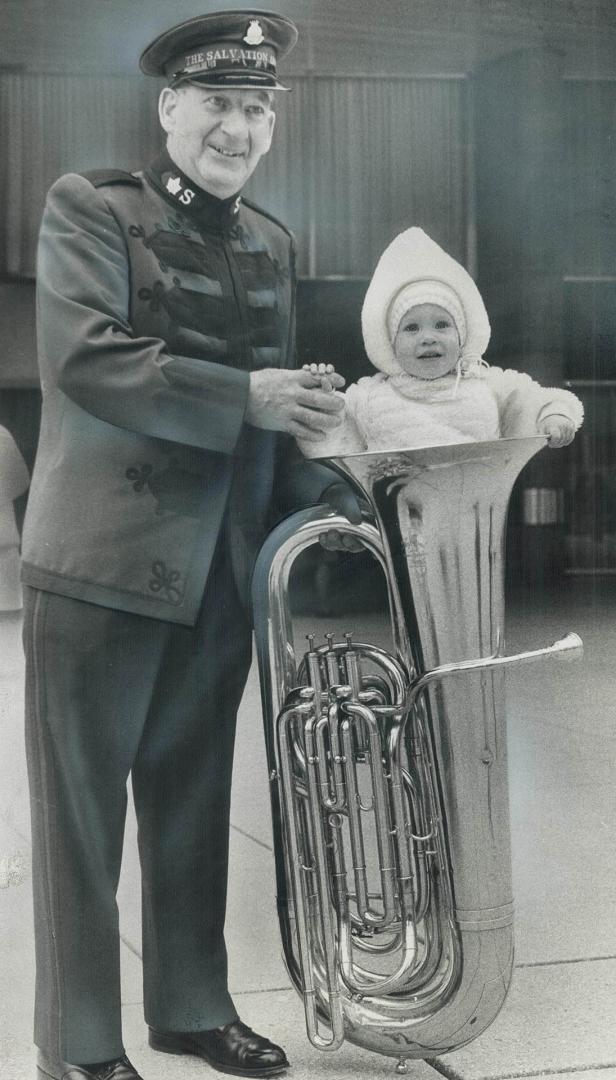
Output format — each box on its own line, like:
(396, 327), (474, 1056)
(361, 227), (491, 376)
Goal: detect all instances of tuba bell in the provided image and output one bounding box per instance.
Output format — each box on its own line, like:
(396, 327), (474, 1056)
(251, 437), (582, 1074)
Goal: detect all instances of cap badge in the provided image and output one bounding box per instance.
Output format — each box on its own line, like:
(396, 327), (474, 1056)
(243, 19), (265, 45)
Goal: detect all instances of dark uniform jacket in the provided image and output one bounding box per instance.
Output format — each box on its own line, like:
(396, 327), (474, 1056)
(21, 151), (333, 624)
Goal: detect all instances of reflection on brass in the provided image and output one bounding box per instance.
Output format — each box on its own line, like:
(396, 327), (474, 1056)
(252, 438), (582, 1069)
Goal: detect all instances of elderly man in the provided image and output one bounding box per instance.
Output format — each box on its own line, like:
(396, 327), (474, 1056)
(22, 11), (359, 1080)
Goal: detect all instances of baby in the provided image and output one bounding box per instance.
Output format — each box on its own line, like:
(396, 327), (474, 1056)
(299, 227), (583, 457)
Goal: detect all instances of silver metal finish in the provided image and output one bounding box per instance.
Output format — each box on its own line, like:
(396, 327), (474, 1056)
(252, 437), (583, 1062)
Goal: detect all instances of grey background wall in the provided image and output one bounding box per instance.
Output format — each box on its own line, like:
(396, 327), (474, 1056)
(1, 0), (615, 572)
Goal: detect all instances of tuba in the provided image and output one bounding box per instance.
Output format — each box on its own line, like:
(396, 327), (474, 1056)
(251, 437), (582, 1074)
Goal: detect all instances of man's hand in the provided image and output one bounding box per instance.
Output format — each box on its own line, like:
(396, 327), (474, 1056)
(319, 482), (365, 553)
(245, 367), (345, 442)
(539, 415), (576, 448)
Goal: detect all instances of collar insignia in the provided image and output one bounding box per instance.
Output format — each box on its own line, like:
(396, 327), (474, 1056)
(243, 19), (265, 46)
(166, 176), (182, 195)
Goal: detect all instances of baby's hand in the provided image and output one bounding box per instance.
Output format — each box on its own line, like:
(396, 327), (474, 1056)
(539, 415), (576, 448)
(302, 363), (343, 393)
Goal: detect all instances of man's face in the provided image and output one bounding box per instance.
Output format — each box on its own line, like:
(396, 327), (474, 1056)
(159, 85), (276, 198)
(393, 303), (460, 379)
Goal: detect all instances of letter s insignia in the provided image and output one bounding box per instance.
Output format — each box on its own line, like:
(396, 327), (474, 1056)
(179, 188), (196, 206)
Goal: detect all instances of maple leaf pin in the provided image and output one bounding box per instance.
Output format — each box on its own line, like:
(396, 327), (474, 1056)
(166, 176), (182, 196)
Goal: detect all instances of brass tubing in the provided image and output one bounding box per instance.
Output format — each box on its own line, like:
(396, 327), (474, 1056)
(325, 634), (341, 685)
(303, 711), (347, 1046)
(338, 724), (380, 927)
(340, 706), (398, 929)
(343, 634), (362, 698)
(277, 694), (345, 1050)
(315, 710), (346, 812)
(400, 768), (432, 923)
(405, 633), (584, 715)
(337, 703), (419, 996)
(305, 635), (324, 693)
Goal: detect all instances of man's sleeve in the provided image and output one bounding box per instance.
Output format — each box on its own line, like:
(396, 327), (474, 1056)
(36, 173), (250, 455)
(272, 434), (342, 516)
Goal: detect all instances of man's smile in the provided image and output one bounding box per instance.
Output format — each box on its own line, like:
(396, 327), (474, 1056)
(209, 143), (245, 158)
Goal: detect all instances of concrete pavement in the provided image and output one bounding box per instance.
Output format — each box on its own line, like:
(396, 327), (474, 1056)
(1, 579), (615, 1080)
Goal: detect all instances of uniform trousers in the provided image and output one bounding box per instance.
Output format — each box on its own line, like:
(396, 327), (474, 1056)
(23, 538), (254, 1064)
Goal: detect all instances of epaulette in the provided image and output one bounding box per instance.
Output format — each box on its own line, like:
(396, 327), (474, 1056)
(239, 196), (296, 243)
(80, 169), (143, 189)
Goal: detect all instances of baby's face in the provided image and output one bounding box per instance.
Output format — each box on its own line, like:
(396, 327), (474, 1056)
(393, 303), (459, 379)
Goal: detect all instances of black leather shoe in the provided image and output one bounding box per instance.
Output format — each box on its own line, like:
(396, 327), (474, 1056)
(148, 1019), (289, 1077)
(37, 1050), (144, 1080)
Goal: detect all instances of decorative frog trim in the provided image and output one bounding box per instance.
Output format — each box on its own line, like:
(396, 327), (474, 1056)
(149, 560), (184, 605)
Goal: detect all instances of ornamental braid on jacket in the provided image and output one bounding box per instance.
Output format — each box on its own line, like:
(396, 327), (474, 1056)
(21, 165), (333, 623)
